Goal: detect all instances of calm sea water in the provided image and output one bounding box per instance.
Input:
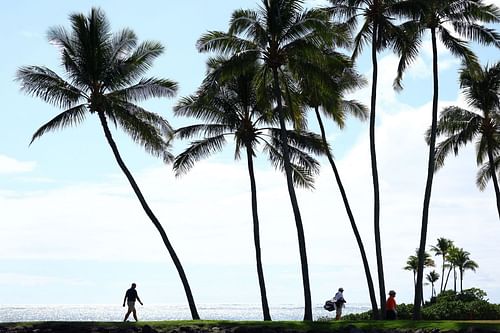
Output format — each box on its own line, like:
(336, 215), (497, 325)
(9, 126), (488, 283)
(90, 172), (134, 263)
(0, 303), (370, 322)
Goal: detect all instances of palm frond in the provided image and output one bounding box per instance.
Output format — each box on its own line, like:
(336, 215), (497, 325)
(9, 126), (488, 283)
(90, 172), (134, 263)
(173, 135), (227, 176)
(16, 66), (84, 108)
(30, 104), (88, 144)
(108, 77), (178, 102)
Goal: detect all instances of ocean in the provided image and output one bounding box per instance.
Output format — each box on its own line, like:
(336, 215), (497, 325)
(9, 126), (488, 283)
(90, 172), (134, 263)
(0, 303), (370, 322)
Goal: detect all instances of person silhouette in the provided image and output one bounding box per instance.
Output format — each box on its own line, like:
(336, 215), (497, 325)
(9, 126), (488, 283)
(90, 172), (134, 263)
(123, 283), (143, 322)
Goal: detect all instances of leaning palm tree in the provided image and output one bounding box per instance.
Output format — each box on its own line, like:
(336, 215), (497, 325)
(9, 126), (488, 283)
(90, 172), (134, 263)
(426, 270), (440, 298)
(428, 62), (500, 219)
(295, 50), (379, 317)
(392, 0), (500, 319)
(16, 8), (200, 319)
(196, 0), (341, 320)
(173, 57), (325, 320)
(430, 237), (454, 293)
(326, 0), (413, 316)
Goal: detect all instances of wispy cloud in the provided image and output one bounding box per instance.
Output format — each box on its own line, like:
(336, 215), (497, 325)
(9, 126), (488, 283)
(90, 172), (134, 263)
(0, 155), (36, 174)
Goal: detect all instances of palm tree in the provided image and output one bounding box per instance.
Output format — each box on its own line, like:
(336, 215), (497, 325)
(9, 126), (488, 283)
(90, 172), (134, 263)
(426, 270), (440, 298)
(196, 0), (340, 320)
(428, 62), (500, 219)
(173, 57), (325, 320)
(295, 50), (379, 317)
(326, 0), (413, 316)
(442, 245), (458, 291)
(430, 237), (454, 293)
(404, 249), (434, 306)
(16, 8), (200, 319)
(392, 0), (500, 319)
(448, 248), (479, 292)
(404, 249), (435, 286)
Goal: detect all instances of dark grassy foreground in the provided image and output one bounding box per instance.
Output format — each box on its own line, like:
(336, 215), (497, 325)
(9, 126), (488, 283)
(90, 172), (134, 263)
(1, 320), (500, 333)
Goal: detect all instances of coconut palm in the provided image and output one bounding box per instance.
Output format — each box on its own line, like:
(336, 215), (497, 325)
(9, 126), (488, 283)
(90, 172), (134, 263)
(173, 57), (325, 320)
(326, 0), (414, 316)
(15, 8), (200, 319)
(428, 62), (500, 219)
(426, 270), (440, 298)
(404, 249), (435, 286)
(295, 50), (379, 317)
(196, 0), (341, 320)
(391, 0), (500, 318)
(447, 248), (479, 292)
(430, 237), (454, 293)
(404, 249), (435, 306)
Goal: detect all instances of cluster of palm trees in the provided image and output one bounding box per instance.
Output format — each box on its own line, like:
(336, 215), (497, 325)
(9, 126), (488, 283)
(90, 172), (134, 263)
(405, 238), (479, 303)
(15, 0), (499, 322)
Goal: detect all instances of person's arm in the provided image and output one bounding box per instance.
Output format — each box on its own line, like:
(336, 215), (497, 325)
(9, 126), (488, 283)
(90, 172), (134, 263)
(123, 292), (127, 307)
(137, 295), (143, 305)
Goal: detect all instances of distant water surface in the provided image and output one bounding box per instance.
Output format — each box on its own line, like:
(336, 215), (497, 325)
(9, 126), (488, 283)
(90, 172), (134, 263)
(0, 303), (370, 322)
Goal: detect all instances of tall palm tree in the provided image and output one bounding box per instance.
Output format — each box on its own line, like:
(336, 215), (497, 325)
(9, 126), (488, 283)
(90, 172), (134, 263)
(428, 62), (500, 218)
(16, 8), (200, 319)
(426, 270), (440, 298)
(392, 0), (500, 319)
(430, 237), (454, 293)
(295, 50), (379, 317)
(442, 245), (458, 291)
(447, 248), (479, 292)
(173, 57), (325, 320)
(326, 0), (414, 316)
(196, 0), (340, 320)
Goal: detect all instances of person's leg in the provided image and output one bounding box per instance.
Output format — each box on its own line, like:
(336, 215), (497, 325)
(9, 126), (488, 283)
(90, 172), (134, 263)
(124, 309), (132, 321)
(133, 308), (138, 321)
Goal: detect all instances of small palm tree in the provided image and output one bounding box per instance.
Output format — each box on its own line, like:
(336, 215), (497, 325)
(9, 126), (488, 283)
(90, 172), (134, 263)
(392, 0), (500, 318)
(426, 270), (440, 298)
(173, 57), (325, 320)
(196, 0), (340, 320)
(429, 62), (500, 219)
(448, 248), (479, 292)
(430, 237), (454, 293)
(404, 249), (434, 305)
(16, 8), (200, 319)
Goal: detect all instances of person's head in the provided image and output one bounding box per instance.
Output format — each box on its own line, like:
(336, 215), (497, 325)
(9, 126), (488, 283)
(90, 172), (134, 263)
(131, 283), (136, 289)
(339, 287), (344, 292)
(389, 290), (396, 297)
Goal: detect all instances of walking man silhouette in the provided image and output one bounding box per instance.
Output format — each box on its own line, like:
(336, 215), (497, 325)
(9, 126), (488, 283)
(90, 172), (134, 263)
(123, 283), (143, 321)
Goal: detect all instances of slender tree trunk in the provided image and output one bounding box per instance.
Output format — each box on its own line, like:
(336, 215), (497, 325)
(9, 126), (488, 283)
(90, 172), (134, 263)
(443, 265), (452, 291)
(370, 24), (386, 319)
(97, 112), (200, 320)
(486, 142), (500, 219)
(272, 67), (312, 321)
(453, 267), (457, 293)
(440, 255), (446, 293)
(414, 28), (439, 320)
(314, 107), (379, 319)
(460, 269), (463, 292)
(246, 146), (272, 321)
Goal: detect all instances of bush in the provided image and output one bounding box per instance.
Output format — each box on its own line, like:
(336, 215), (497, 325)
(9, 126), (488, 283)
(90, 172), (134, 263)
(335, 288), (500, 321)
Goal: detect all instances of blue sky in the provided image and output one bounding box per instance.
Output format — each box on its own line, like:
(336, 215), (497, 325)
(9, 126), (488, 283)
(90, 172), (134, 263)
(1, 0), (500, 317)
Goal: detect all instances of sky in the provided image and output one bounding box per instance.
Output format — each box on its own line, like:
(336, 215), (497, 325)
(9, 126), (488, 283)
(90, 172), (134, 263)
(1, 0), (500, 317)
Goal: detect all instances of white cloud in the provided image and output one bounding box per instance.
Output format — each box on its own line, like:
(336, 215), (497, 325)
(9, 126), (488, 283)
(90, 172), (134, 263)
(0, 155), (36, 174)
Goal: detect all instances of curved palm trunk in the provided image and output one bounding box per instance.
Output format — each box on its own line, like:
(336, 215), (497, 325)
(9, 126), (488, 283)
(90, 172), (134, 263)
(443, 265), (452, 291)
(439, 255), (446, 293)
(245, 146), (272, 321)
(486, 142), (500, 219)
(414, 28), (439, 320)
(272, 68), (312, 321)
(97, 112), (200, 320)
(370, 24), (386, 319)
(314, 107), (379, 319)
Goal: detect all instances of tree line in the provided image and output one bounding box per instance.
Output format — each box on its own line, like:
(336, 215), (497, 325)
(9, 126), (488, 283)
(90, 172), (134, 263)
(16, 0), (500, 322)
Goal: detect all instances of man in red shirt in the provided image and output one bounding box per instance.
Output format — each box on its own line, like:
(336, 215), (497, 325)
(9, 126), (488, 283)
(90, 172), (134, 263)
(386, 290), (397, 320)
